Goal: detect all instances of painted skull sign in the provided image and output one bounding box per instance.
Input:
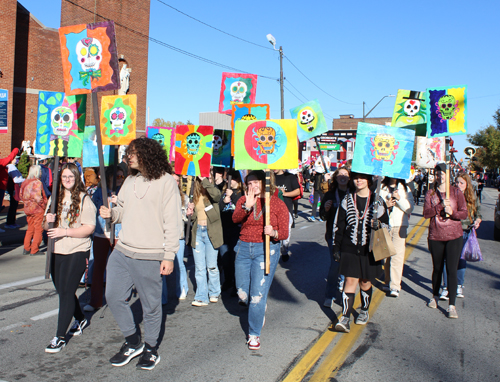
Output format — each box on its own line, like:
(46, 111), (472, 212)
(211, 130), (231, 168)
(371, 134), (399, 164)
(426, 86), (467, 137)
(391, 90), (427, 136)
(219, 72), (257, 114)
(175, 125), (214, 176)
(146, 126), (176, 161)
(100, 95), (137, 145)
(290, 99), (328, 142)
(231, 103), (270, 156)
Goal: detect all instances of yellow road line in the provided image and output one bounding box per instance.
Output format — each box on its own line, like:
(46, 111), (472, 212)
(310, 220), (429, 381)
(282, 216), (428, 382)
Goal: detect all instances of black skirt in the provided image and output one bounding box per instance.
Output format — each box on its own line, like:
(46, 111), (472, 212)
(339, 251), (382, 282)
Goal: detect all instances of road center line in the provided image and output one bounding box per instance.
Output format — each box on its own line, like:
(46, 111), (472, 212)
(31, 309), (59, 321)
(0, 322), (27, 332)
(0, 276), (46, 290)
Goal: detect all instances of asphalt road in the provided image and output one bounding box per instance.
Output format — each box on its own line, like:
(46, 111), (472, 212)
(0, 188), (499, 382)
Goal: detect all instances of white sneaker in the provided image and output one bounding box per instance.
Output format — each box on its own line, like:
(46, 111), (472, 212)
(179, 289), (187, 300)
(389, 289), (400, 298)
(191, 300), (208, 307)
(457, 285), (464, 298)
(439, 288), (449, 301)
(209, 296), (219, 303)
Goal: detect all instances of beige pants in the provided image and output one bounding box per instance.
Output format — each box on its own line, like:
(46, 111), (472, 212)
(384, 226), (407, 291)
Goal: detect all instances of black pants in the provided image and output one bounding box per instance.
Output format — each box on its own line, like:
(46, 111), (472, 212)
(428, 237), (463, 305)
(51, 251), (89, 337)
(7, 189), (18, 225)
(293, 199), (298, 216)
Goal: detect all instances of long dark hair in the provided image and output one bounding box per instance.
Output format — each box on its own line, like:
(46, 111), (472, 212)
(55, 163), (86, 228)
(222, 169), (244, 195)
(382, 177), (408, 191)
(126, 137), (173, 180)
(329, 166), (350, 192)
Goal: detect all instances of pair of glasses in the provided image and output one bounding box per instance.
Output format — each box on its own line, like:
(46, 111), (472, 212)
(127, 151), (137, 156)
(62, 175), (75, 180)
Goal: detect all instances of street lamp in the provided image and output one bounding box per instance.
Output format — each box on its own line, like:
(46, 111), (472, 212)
(266, 34), (284, 119)
(363, 94), (395, 122)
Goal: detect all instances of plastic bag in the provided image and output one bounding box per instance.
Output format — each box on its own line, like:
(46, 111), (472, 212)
(460, 228), (483, 262)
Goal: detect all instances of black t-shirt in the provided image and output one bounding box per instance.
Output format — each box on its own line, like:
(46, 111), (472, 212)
(274, 172), (300, 215)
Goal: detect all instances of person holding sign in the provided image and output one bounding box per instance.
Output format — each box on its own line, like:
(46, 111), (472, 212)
(43, 163), (96, 353)
(99, 137), (182, 370)
(424, 163), (467, 318)
(333, 173), (389, 333)
(232, 170), (289, 350)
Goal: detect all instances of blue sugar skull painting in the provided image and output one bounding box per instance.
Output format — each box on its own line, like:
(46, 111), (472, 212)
(289, 99), (328, 142)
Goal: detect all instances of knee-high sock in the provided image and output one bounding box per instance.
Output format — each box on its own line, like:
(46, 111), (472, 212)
(342, 292), (355, 318)
(360, 287), (372, 311)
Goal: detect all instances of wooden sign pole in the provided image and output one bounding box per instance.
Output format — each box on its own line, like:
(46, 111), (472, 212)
(445, 137), (450, 217)
(265, 169), (271, 274)
(45, 155), (59, 279)
(185, 177), (195, 245)
(110, 146), (118, 243)
(314, 136), (330, 174)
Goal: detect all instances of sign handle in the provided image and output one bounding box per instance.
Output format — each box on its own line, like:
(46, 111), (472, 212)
(45, 155), (59, 280)
(265, 169), (271, 274)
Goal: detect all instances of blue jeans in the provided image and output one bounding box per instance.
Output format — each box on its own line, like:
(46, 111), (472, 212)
(192, 226), (220, 303)
(162, 239), (189, 304)
(235, 240), (281, 337)
(325, 238), (342, 299)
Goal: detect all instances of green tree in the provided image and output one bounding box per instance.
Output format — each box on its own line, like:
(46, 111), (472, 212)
(467, 107), (500, 169)
(17, 152), (30, 178)
(152, 118), (170, 127)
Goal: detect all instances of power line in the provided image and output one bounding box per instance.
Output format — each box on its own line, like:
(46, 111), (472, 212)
(285, 79), (309, 102)
(283, 84), (305, 104)
(284, 56), (359, 105)
(63, 0), (278, 81)
(156, 0), (274, 51)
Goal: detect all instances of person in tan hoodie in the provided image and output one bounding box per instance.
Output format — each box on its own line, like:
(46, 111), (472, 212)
(100, 137), (182, 371)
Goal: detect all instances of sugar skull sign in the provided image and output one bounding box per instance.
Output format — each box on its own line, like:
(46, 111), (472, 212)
(426, 86), (467, 137)
(391, 90), (427, 136)
(175, 125), (214, 176)
(211, 130), (232, 168)
(59, 21), (119, 95)
(415, 136), (445, 168)
(234, 119), (298, 170)
(100, 95), (137, 145)
(290, 99), (328, 142)
(82, 125), (116, 167)
(231, 104), (270, 155)
(351, 123), (415, 180)
(219, 72), (257, 114)
(35, 91), (86, 157)
(146, 126), (176, 161)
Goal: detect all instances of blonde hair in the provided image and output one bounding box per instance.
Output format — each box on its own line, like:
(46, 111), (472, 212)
(27, 165), (41, 180)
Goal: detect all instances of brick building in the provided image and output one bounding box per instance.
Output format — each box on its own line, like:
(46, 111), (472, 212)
(0, 0), (150, 157)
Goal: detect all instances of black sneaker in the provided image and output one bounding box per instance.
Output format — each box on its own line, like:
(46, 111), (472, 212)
(110, 342), (144, 367)
(334, 316), (351, 333)
(136, 346), (161, 370)
(68, 318), (88, 336)
(45, 336), (66, 353)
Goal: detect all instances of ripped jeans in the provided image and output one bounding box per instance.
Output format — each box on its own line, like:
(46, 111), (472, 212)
(234, 240), (281, 337)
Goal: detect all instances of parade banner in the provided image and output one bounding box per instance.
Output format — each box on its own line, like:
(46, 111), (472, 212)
(351, 122), (415, 180)
(219, 72), (257, 115)
(146, 126), (176, 162)
(175, 125), (214, 176)
(59, 21), (119, 95)
(234, 119), (298, 170)
(231, 103), (270, 155)
(100, 95), (137, 145)
(415, 136), (445, 169)
(426, 85), (467, 137)
(290, 99), (328, 142)
(391, 89), (427, 136)
(35, 91), (86, 157)
(211, 130), (231, 168)
(82, 125), (116, 167)
(0, 89), (8, 134)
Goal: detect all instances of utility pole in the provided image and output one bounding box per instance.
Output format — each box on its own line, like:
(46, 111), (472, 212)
(280, 46), (284, 119)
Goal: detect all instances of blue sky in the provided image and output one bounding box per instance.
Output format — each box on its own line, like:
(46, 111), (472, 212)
(19, 0), (500, 161)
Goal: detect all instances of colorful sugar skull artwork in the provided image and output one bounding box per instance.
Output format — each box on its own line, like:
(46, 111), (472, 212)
(415, 136), (445, 169)
(100, 95), (137, 145)
(35, 91), (86, 157)
(211, 130), (232, 168)
(426, 86), (467, 137)
(231, 103), (270, 155)
(391, 90), (427, 136)
(289, 99), (328, 142)
(234, 119), (298, 170)
(175, 125), (214, 176)
(59, 21), (119, 95)
(82, 125), (116, 167)
(146, 126), (176, 161)
(351, 123), (415, 180)
(219, 73), (257, 114)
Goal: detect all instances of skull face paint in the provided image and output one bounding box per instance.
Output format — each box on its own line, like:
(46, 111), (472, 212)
(110, 107), (127, 134)
(51, 106), (74, 136)
(256, 126), (277, 154)
(436, 95), (458, 121)
(230, 81), (247, 103)
(298, 108), (317, 132)
(186, 133), (201, 155)
(403, 100), (421, 118)
(76, 37), (103, 72)
(212, 135), (223, 156)
(371, 134), (398, 164)
(152, 133), (164, 146)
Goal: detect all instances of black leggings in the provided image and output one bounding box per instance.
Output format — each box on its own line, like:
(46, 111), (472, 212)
(293, 199), (298, 216)
(51, 251), (89, 337)
(428, 237), (463, 305)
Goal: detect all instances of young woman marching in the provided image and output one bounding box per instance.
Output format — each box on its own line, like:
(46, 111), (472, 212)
(186, 176), (223, 306)
(334, 172), (389, 332)
(423, 163), (467, 318)
(319, 166), (350, 308)
(232, 170), (289, 350)
(43, 163), (96, 352)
